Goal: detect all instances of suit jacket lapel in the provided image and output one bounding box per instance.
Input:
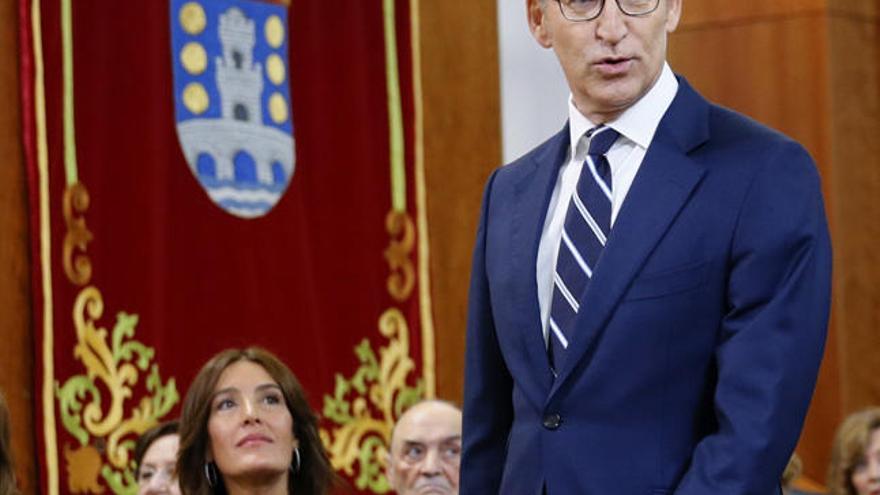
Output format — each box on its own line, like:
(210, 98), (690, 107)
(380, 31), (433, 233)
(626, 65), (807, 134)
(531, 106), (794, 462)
(509, 125), (570, 398)
(549, 79), (712, 397)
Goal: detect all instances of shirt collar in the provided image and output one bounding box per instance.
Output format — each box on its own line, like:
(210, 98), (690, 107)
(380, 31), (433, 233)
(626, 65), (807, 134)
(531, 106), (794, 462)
(567, 62), (679, 157)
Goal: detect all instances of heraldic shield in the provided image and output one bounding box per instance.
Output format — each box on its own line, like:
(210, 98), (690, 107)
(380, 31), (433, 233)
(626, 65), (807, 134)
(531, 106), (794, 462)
(171, 0), (295, 219)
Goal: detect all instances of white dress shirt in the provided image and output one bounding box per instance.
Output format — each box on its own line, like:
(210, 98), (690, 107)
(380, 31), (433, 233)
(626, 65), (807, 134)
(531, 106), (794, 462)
(536, 63), (679, 345)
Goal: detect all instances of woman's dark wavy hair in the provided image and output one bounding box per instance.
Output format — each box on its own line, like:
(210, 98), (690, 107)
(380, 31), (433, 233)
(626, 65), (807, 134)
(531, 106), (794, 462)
(176, 347), (338, 495)
(134, 420), (179, 478)
(0, 390), (19, 495)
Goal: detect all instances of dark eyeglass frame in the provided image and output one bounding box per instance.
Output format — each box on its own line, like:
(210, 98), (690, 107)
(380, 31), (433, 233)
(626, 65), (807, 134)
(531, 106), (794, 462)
(554, 0), (662, 22)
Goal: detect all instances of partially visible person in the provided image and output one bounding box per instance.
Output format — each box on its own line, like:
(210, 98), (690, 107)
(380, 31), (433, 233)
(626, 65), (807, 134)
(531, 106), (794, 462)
(828, 408), (880, 495)
(177, 347), (337, 495)
(782, 453), (823, 495)
(386, 400), (462, 495)
(0, 390), (18, 495)
(783, 452), (804, 492)
(134, 420), (181, 495)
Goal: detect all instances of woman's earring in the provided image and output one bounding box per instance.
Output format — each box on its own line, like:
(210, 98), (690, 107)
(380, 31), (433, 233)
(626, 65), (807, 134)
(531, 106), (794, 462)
(204, 461), (219, 487)
(292, 446), (301, 473)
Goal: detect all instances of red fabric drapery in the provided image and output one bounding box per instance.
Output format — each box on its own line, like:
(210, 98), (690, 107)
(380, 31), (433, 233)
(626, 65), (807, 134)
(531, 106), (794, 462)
(19, 1), (427, 493)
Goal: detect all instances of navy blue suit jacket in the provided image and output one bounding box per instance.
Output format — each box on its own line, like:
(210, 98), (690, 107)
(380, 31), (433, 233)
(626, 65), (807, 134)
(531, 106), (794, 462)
(461, 79), (832, 495)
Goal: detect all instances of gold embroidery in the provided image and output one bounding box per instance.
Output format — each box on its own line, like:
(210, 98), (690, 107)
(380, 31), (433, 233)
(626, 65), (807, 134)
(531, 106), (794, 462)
(62, 182), (93, 286)
(63, 444), (103, 494)
(384, 210), (416, 302)
(56, 286), (179, 494)
(320, 308), (424, 492)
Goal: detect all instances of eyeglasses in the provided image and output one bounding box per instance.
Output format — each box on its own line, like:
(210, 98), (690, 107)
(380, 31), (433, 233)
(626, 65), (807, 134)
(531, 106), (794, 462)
(555, 0), (662, 22)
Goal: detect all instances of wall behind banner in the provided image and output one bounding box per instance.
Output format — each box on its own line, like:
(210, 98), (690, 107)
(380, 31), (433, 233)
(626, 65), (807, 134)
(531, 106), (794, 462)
(497, 0), (568, 163)
(0, 0), (37, 492)
(416, 0), (502, 403)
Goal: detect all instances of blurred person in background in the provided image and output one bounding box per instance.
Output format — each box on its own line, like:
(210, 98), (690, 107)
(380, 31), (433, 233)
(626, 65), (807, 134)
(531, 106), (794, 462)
(135, 420), (181, 495)
(176, 347), (337, 495)
(0, 390), (18, 495)
(386, 400), (462, 495)
(828, 408), (880, 495)
(782, 453), (823, 495)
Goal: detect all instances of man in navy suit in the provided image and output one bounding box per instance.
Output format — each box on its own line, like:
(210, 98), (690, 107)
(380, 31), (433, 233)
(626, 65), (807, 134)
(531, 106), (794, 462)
(460, 0), (832, 494)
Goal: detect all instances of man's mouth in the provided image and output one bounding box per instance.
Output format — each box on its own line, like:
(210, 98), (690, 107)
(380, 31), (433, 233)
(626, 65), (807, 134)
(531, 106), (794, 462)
(414, 479), (452, 493)
(594, 56), (634, 75)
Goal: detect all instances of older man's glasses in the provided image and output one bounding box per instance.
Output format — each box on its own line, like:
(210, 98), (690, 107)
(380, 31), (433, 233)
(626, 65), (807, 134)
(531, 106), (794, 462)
(555, 0), (662, 22)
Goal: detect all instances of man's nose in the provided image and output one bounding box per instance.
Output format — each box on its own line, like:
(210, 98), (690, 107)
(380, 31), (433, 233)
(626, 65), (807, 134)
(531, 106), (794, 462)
(420, 449), (442, 475)
(595, 0), (627, 43)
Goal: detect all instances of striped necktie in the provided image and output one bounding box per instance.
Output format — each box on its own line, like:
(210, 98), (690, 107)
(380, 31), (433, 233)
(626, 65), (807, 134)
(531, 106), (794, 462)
(548, 125), (619, 373)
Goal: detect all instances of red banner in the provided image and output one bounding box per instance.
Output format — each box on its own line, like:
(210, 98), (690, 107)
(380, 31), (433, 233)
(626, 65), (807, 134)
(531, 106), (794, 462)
(19, 0), (432, 493)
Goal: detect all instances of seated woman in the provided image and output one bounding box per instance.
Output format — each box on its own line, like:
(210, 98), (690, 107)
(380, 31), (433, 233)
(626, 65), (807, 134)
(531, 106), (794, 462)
(134, 420), (181, 495)
(827, 407), (880, 495)
(1, 391), (19, 495)
(176, 347), (337, 495)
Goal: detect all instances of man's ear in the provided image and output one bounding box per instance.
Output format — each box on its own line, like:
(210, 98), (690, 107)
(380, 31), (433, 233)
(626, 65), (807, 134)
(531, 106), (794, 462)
(385, 453), (397, 487)
(665, 0), (683, 33)
(527, 0), (553, 48)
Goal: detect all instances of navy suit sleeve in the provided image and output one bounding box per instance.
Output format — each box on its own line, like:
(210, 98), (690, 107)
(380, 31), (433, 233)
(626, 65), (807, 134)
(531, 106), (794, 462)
(675, 142), (832, 494)
(460, 168), (514, 494)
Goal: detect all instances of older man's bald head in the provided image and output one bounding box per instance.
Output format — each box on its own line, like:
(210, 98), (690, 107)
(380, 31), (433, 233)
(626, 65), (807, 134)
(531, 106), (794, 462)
(387, 400), (462, 495)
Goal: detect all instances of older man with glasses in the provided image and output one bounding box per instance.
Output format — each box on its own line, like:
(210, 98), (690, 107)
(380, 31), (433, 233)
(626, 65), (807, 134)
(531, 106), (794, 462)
(460, 1), (832, 494)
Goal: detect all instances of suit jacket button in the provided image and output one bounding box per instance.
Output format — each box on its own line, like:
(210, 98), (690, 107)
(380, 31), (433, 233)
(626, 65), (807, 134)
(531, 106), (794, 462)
(542, 413), (562, 430)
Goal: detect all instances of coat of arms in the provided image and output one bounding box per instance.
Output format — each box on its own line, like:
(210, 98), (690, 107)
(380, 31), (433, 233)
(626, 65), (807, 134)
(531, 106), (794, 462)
(171, 0), (294, 218)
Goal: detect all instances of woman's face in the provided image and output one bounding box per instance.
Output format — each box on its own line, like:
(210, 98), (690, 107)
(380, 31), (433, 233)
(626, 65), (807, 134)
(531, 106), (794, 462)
(137, 434), (181, 495)
(207, 360), (298, 484)
(852, 427), (880, 495)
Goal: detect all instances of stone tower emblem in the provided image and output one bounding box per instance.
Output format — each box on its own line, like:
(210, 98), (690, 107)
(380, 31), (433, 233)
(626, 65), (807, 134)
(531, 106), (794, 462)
(171, 0), (295, 219)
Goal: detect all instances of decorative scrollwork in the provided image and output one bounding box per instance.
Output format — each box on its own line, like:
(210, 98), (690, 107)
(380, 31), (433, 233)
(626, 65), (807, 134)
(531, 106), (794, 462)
(56, 286), (179, 494)
(63, 444), (103, 494)
(62, 182), (94, 286)
(320, 308), (424, 492)
(384, 210), (415, 302)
